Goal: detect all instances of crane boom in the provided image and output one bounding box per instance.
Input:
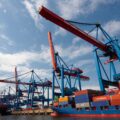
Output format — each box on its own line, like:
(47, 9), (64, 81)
(39, 6), (108, 53)
(48, 32), (57, 71)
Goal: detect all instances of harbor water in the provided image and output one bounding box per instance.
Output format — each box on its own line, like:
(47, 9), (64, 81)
(0, 115), (119, 120)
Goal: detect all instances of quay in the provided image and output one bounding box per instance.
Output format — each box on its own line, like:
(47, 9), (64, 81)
(11, 108), (53, 115)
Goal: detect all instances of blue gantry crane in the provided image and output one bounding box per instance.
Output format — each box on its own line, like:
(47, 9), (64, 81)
(0, 67), (53, 110)
(48, 32), (89, 101)
(39, 6), (120, 93)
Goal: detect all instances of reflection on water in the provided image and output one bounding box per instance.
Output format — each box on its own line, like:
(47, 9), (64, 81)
(0, 115), (119, 120)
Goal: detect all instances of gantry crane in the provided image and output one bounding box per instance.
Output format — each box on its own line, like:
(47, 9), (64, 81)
(39, 6), (120, 92)
(48, 31), (89, 101)
(0, 68), (54, 110)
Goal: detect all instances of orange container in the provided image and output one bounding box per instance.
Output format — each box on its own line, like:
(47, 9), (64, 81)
(110, 100), (120, 106)
(74, 89), (103, 96)
(53, 102), (59, 107)
(110, 94), (120, 105)
(93, 95), (110, 102)
(59, 96), (69, 102)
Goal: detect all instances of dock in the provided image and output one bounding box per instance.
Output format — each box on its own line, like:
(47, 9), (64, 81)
(11, 108), (53, 115)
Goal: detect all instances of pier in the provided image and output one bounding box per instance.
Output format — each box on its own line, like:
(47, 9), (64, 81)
(11, 108), (53, 115)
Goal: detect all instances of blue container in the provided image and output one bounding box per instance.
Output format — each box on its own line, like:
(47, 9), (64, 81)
(75, 94), (91, 103)
(91, 101), (109, 107)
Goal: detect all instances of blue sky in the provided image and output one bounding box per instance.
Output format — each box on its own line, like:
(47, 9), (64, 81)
(0, 0), (120, 91)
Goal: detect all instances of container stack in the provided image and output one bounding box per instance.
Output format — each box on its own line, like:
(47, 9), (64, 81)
(92, 95), (110, 102)
(91, 93), (110, 107)
(74, 89), (103, 109)
(91, 90), (120, 107)
(91, 100), (109, 107)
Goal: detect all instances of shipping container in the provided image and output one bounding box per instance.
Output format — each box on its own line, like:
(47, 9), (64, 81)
(110, 100), (120, 106)
(110, 94), (120, 105)
(91, 100), (109, 107)
(76, 102), (90, 108)
(76, 103), (80, 108)
(75, 94), (90, 103)
(59, 96), (69, 102)
(93, 95), (110, 102)
(79, 102), (90, 108)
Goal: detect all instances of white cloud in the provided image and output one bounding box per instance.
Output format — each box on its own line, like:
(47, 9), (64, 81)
(0, 52), (37, 66)
(33, 0), (48, 10)
(66, 45), (93, 59)
(0, 2), (2, 9)
(88, 0), (116, 12)
(55, 44), (93, 60)
(34, 68), (51, 79)
(83, 85), (100, 90)
(39, 45), (51, 63)
(0, 24), (5, 29)
(23, 0), (48, 30)
(57, 0), (87, 19)
(0, 34), (14, 46)
(104, 20), (120, 37)
(57, 0), (118, 19)
(55, 0), (118, 36)
(76, 59), (94, 67)
(54, 28), (67, 37)
(89, 20), (120, 42)
(72, 37), (80, 44)
(17, 66), (51, 80)
(0, 24), (14, 47)
(0, 44), (51, 73)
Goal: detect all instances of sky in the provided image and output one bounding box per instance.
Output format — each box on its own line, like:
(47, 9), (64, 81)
(0, 0), (120, 92)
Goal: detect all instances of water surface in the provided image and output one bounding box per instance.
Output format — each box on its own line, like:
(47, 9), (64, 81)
(0, 115), (119, 120)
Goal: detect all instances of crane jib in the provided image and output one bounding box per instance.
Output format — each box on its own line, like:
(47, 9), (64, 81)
(39, 6), (109, 53)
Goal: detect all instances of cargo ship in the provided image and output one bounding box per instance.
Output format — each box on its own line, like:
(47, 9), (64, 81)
(39, 6), (120, 118)
(51, 89), (120, 118)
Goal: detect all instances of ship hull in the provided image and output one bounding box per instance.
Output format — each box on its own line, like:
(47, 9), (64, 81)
(51, 106), (120, 118)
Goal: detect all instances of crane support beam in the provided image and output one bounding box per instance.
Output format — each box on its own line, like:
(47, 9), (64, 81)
(0, 79), (51, 87)
(0, 79), (59, 88)
(103, 80), (119, 87)
(64, 72), (89, 80)
(39, 6), (108, 52)
(21, 90), (42, 94)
